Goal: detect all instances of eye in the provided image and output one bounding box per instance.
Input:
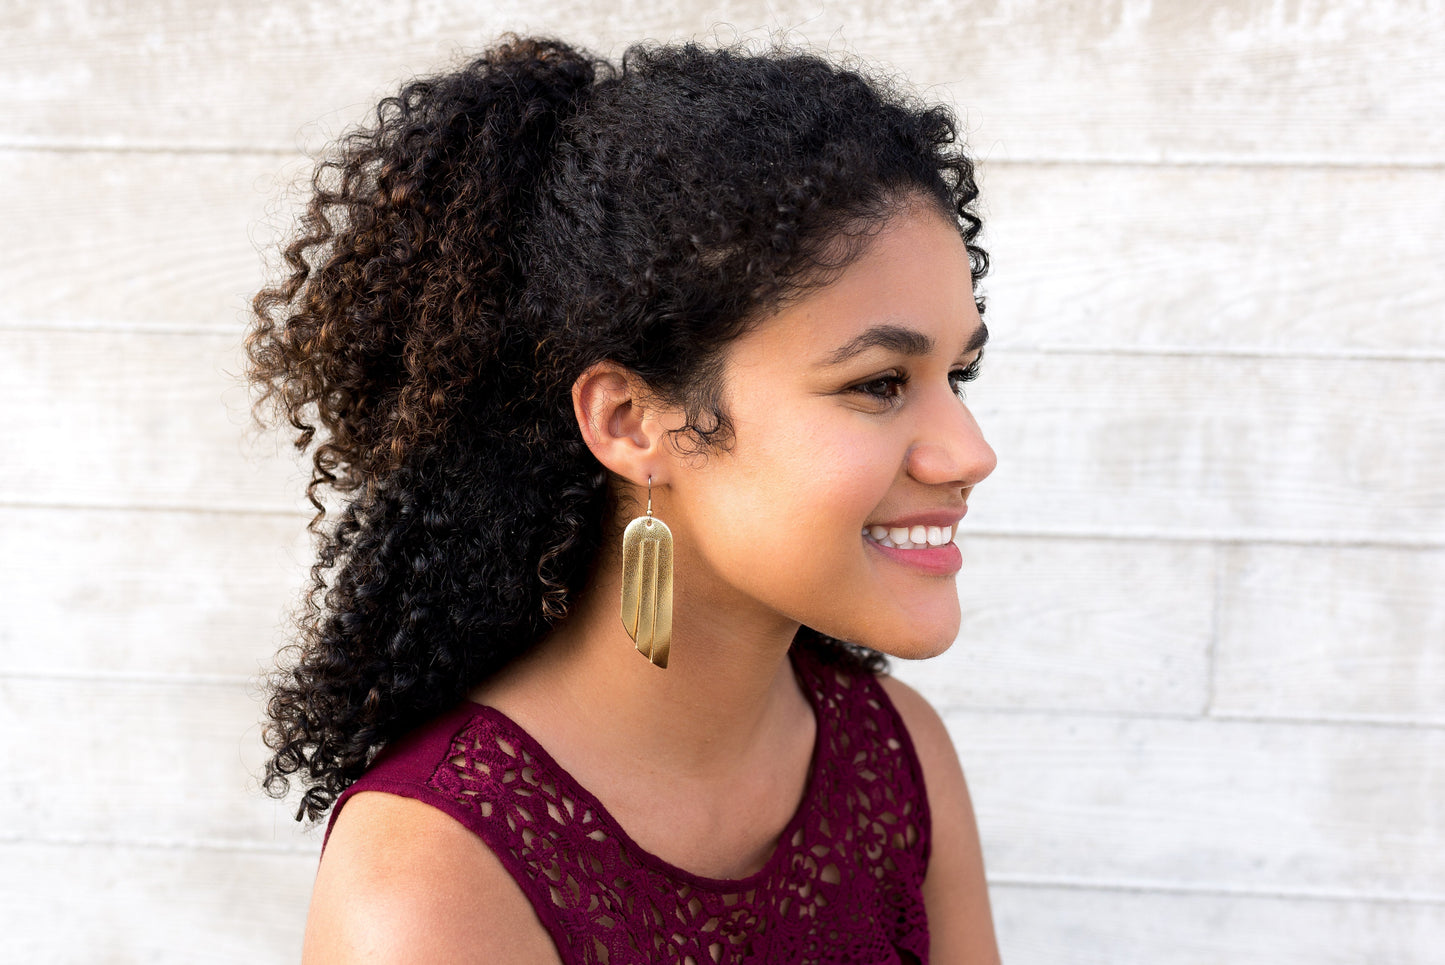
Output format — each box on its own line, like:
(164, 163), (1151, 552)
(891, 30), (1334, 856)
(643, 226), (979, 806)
(949, 352), (985, 398)
(850, 371), (908, 405)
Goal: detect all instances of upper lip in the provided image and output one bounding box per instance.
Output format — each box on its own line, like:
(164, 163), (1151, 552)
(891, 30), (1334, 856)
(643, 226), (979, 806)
(866, 508), (967, 530)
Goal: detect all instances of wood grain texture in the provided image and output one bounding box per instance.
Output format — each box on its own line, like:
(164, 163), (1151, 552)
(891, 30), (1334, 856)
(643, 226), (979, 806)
(0, 677), (315, 849)
(951, 709), (1445, 899)
(2, 0), (1441, 161)
(0, 150), (299, 333)
(990, 883), (1445, 965)
(1, 0), (1441, 960)
(9, 328), (1442, 549)
(0, 329), (309, 512)
(0, 506), (311, 679)
(970, 352), (1445, 545)
(982, 165), (1445, 356)
(0, 841), (314, 963)
(7, 671), (1442, 904)
(890, 536), (1214, 715)
(1214, 544), (1445, 723)
(8, 152), (1443, 361)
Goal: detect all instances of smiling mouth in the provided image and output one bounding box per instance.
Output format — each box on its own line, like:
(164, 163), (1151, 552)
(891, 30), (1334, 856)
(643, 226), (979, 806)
(862, 524), (955, 550)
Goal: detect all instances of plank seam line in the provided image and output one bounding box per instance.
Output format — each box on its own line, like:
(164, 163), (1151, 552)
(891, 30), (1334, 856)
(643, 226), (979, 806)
(9, 324), (1445, 363)
(10, 672), (1438, 733)
(976, 153), (1445, 172)
(993, 344), (1445, 363)
(0, 321), (245, 337)
(940, 703), (1445, 733)
(0, 669), (259, 687)
(987, 874), (1445, 906)
(962, 526), (1445, 551)
(2, 503), (1439, 550)
(0, 501), (312, 519)
(0, 832), (319, 856)
(5, 142), (1444, 170)
(0, 142), (298, 158)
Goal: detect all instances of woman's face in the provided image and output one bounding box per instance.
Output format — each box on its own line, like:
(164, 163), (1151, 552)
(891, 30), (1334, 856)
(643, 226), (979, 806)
(662, 202), (996, 659)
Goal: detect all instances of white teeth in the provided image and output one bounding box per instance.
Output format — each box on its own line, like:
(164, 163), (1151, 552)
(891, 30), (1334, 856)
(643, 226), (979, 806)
(865, 523), (957, 551)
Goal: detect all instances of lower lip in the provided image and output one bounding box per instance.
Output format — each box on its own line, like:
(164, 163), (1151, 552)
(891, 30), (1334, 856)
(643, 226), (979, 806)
(865, 538), (963, 576)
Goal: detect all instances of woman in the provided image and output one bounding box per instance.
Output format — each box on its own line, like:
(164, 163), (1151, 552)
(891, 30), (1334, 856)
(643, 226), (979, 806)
(248, 35), (1000, 963)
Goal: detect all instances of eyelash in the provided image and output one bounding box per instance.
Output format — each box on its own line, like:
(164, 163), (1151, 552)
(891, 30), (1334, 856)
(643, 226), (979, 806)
(852, 356), (984, 405)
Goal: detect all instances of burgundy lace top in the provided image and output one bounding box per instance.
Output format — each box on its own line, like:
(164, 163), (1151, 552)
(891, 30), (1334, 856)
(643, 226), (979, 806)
(325, 646), (932, 963)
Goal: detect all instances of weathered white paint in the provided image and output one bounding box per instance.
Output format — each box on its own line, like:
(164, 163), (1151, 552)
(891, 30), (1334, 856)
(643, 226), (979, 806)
(946, 709), (1445, 899)
(990, 884), (1445, 965)
(971, 353), (1445, 544)
(1215, 544), (1445, 723)
(8, 332), (1443, 548)
(0, 842), (314, 963)
(1, 0), (1441, 959)
(0, 507), (312, 678)
(10, 154), (1444, 361)
(0, 331), (309, 511)
(2, 0), (1441, 162)
(896, 536), (1216, 714)
(0, 678), (315, 849)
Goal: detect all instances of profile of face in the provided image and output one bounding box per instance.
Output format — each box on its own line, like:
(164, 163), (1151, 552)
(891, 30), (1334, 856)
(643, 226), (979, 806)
(659, 202), (997, 659)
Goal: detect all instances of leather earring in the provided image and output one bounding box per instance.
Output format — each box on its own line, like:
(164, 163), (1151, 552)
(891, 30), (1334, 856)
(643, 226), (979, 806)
(620, 476), (673, 668)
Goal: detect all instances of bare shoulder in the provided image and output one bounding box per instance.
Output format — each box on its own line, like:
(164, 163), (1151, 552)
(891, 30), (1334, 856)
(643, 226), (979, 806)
(303, 791), (561, 965)
(877, 676), (1001, 965)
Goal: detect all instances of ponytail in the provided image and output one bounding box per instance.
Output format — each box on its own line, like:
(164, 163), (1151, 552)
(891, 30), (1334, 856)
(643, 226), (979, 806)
(248, 38), (607, 820)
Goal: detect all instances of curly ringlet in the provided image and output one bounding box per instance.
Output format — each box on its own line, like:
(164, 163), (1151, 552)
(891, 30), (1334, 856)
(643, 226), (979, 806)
(247, 36), (988, 821)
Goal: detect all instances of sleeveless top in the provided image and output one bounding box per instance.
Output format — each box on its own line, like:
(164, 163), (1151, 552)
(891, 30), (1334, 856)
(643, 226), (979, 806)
(325, 646), (932, 964)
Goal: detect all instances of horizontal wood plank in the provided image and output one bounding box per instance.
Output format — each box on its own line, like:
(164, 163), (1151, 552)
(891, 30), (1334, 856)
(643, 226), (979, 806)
(1, 0), (1440, 162)
(0, 841), (314, 963)
(7, 151), (1443, 361)
(951, 709), (1445, 898)
(967, 352), (1445, 545)
(991, 882), (1445, 965)
(1214, 544), (1445, 723)
(981, 166), (1445, 356)
(0, 678), (316, 848)
(8, 329), (1442, 544)
(0, 507), (311, 679)
(5, 678), (1443, 903)
(0, 150), (298, 334)
(890, 536), (1214, 715)
(0, 329), (309, 512)
(0, 507), (1216, 718)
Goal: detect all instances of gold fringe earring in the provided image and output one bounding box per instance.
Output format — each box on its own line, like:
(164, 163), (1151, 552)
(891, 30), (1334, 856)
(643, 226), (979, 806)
(620, 476), (673, 668)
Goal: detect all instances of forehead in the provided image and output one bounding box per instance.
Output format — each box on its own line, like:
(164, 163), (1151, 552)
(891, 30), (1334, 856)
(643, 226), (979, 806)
(735, 208), (980, 361)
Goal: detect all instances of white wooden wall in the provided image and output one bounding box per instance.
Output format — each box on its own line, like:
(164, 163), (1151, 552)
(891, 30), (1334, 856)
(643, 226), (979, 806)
(2, 1), (1441, 961)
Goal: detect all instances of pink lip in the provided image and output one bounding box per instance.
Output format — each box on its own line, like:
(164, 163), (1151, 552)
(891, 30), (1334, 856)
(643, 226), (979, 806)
(866, 506), (968, 530)
(866, 540), (963, 576)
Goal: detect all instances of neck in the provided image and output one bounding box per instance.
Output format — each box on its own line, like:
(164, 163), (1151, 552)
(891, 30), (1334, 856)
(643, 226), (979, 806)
(473, 555), (809, 779)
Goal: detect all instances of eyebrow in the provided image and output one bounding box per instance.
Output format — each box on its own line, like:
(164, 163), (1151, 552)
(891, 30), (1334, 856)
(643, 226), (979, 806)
(821, 321), (989, 366)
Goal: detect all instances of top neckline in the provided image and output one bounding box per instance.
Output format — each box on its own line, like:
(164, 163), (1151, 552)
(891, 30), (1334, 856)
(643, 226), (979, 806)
(451, 646), (826, 891)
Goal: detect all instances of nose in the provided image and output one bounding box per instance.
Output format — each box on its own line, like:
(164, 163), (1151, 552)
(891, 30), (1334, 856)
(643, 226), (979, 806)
(906, 397), (997, 490)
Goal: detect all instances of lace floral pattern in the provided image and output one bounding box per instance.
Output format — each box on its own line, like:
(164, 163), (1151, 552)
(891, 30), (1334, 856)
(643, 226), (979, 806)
(427, 652), (930, 964)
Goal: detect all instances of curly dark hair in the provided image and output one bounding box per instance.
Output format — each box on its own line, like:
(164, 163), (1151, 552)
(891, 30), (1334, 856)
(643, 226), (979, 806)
(247, 36), (988, 821)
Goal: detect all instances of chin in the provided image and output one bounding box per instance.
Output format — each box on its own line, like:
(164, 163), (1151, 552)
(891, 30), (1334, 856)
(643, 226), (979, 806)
(876, 631), (958, 662)
(818, 609), (960, 663)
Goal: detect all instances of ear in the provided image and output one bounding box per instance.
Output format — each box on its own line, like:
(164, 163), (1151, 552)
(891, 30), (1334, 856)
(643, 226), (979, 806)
(571, 361), (677, 485)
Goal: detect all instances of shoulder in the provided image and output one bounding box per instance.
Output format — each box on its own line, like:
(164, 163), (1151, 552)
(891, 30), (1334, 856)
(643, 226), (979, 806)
(876, 676), (1002, 965)
(303, 790), (561, 964)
